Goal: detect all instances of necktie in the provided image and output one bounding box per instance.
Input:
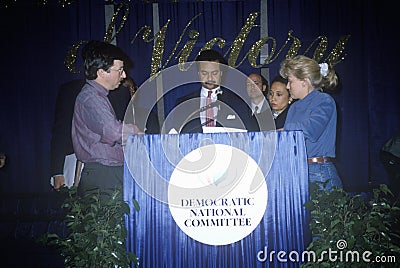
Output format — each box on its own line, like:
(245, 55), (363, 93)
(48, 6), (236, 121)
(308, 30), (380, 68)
(254, 106), (259, 115)
(206, 90), (214, 127)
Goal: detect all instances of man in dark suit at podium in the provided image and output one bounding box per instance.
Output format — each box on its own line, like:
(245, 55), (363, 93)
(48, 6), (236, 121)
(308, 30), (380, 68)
(173, 49), (248, 133)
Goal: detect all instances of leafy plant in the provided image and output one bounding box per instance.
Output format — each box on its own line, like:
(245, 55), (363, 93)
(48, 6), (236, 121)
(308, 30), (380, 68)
(40, 186), (139, 267)
(302, 182), (400, 268)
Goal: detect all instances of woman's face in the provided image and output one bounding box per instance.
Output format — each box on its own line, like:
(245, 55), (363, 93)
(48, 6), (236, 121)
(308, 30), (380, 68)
(287, 73), (308, 100)
(268, 81), (291, 113)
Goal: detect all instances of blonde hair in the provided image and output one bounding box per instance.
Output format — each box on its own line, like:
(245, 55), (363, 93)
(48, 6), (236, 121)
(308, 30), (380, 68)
(279, 55), (338, 90)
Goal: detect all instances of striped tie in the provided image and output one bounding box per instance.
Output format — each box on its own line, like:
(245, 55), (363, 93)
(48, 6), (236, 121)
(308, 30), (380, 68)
(206, 90), (215, 127)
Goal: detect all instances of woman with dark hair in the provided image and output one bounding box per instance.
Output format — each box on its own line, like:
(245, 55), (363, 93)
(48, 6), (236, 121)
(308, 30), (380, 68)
(268, 75), (292, 129)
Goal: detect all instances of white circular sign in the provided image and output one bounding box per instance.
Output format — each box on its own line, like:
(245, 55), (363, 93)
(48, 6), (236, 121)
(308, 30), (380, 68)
(168, 144), (268, 245)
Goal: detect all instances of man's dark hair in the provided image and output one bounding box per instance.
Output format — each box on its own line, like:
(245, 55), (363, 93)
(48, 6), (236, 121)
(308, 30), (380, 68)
(83, 41), (129, 80)
(195, 49), (227, 65)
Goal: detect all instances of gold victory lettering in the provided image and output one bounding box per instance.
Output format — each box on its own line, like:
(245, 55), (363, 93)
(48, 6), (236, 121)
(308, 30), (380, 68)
(226, 12), (259, 68)
(64, 40), (87, 74)
(65, 6), (350, 76)
(131, 20), (170, 79)
(104, 2), (130, 44)
(176, 29), (200, 70)
(325, 35), (350, 66)
(64, 2), (130, 73)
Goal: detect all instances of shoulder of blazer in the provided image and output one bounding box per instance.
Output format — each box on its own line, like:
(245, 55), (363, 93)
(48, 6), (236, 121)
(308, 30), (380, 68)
(176, 89), (201, 104)
(218, 88), (247, 108)
(261, 101), (270, 113)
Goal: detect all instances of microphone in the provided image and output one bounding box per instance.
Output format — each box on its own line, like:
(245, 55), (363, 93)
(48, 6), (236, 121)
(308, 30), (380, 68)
(200, 113), (218, 128)
(198, 89), (222, 112)
(199, 100), (220, 112)
(178, 88), (223, 133)
(179, 111), (219, 133)
(179, 100), (221, 133)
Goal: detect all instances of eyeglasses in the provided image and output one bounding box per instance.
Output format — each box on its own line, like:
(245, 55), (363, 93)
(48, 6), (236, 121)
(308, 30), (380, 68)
(108, 67), (125, 75)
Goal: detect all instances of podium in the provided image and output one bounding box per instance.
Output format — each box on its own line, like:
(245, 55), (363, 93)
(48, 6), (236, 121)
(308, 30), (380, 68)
(124, 131), (310, 267)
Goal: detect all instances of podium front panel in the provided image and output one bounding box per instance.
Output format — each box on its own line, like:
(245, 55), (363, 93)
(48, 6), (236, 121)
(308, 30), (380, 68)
(124, 131), (309, 267)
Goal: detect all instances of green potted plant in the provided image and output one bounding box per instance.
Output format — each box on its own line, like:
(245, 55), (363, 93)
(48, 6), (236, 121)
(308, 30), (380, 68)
(40, 186), (139, 267)
(303, 182), (400, 267)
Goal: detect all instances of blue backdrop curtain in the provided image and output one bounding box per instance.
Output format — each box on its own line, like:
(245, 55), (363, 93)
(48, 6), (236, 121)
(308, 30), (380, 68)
(267, 0), (400, 191)
(0, 1), (107, 194)
(0, 0), (399, 195)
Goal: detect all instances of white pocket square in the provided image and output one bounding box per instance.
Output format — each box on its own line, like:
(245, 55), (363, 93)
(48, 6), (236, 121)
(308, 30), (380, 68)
(226, 114), (236, 120)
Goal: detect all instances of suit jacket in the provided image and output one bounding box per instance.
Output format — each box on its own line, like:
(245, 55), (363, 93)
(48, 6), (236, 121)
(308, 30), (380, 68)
(275, 105), (290, 129)
(50, 79), (85, 176)
(50, 79), (159, 177)
(172, 87), (248, 133)
(245, 101), (275, 132)
(129, 105), (160, 134)
(259, 100), (270, 114)
(109, 84), (160, 133)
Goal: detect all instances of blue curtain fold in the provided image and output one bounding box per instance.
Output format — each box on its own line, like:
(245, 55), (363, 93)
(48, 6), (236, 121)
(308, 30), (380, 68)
(0, 1), (107, 193)
(124, 130), (310, 267)
(266, 0), (400, 191)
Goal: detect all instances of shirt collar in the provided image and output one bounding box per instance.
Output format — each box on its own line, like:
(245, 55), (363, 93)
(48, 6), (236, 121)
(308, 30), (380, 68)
(87, 79), (109, 97)
(201, 86), (220, 97)
(251, 98), (265, 113)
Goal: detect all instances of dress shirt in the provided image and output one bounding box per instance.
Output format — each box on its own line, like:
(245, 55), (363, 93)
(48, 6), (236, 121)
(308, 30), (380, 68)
(251, 98), (266, 115)
(72, 80), (127, 166)
(284, 89), (337, 158)
(200, 86), (219, 126)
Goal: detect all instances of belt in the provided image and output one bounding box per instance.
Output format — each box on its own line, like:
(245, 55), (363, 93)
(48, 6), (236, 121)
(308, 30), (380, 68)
(307, 156), (332, 163)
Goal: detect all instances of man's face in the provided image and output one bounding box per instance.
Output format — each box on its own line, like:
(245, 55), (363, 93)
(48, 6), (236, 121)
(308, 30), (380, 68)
(104, 60), (126, 90)
(246, 74), (265, 101)
(198, 61), (222, 90)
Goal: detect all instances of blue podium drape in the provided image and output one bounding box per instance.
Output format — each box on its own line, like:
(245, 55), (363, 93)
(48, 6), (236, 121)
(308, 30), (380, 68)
(124, 131), (310, 267)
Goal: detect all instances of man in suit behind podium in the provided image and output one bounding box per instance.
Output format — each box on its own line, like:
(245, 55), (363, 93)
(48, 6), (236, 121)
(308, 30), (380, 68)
(173, 49), (248, 133)
(245, 73), (275, 132)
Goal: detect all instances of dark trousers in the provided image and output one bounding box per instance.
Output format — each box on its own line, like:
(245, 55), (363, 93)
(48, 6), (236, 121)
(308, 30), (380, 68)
(77, 162), (123, 199)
